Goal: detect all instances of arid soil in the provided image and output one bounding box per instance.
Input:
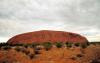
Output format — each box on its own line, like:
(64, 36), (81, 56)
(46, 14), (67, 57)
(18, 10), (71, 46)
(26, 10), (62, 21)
(7, 30), (88, 44)
(0, 43), (100, 63)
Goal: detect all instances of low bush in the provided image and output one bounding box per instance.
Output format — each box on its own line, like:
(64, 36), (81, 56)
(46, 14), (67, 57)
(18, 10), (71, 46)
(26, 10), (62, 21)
(15, 47), (21, 52)
(74, 43), (80, 47)
(81, 44), (87, 49)
(34, 50), (41, 54)
(24, 51), (30, 55)
(29, 53), (34, 59)
(43, 42), (52, 51)
(2, 46), (11, 50)
(55, 42), (63, 48)
(76, 54), (83, 58)
(66, 42), (72, 48)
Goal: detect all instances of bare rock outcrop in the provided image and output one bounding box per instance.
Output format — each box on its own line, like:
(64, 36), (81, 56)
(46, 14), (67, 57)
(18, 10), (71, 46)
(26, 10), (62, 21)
(7, 30), (88, 44)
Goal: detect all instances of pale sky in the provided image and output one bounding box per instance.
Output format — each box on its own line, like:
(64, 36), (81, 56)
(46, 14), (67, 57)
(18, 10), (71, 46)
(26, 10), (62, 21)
(0, 0), (100, 42)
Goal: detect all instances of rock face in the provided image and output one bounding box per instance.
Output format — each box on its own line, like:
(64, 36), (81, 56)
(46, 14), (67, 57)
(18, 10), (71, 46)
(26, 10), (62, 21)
(7, 30), (88, 44)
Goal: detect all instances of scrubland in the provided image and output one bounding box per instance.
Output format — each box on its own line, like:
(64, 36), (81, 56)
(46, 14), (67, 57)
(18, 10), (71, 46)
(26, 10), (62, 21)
(0, 42), (100, 63)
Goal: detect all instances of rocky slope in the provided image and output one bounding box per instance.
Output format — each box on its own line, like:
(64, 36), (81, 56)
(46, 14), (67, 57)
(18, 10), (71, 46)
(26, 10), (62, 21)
(7, 30), (88, 44)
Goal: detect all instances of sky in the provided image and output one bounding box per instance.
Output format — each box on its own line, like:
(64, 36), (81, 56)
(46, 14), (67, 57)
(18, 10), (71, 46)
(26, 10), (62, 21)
(0, 0), (100, 42)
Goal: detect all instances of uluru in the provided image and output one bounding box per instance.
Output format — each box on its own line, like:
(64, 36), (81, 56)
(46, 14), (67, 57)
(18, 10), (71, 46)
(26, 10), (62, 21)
(7, 30), (88, 44)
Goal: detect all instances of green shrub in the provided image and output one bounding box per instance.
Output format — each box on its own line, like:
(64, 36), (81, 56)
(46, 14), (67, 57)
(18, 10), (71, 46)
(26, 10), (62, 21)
(74, 43), (80, 47)
(0, 43), (9, 46)
(3, 46), (11, 50)
(14, 44), (23, 46)
(23, 44), (29, 48)
(66, 42), (72, 48)
(32, 43), (40, 48)
(81, 44), (87, 49)
(43, 42), (52, 51)
(55, 42), (63, 48)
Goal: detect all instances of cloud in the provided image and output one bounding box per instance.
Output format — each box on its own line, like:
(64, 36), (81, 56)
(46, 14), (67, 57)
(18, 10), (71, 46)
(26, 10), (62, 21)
(0, 19), (68, 36)
(0, 37), (9, 43)
(0, 19), (26, 37)
(0, 0), (100, 42)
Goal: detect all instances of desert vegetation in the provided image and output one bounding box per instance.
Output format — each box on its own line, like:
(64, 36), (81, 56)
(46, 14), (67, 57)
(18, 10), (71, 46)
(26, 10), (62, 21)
(0, 42), (99, 63)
